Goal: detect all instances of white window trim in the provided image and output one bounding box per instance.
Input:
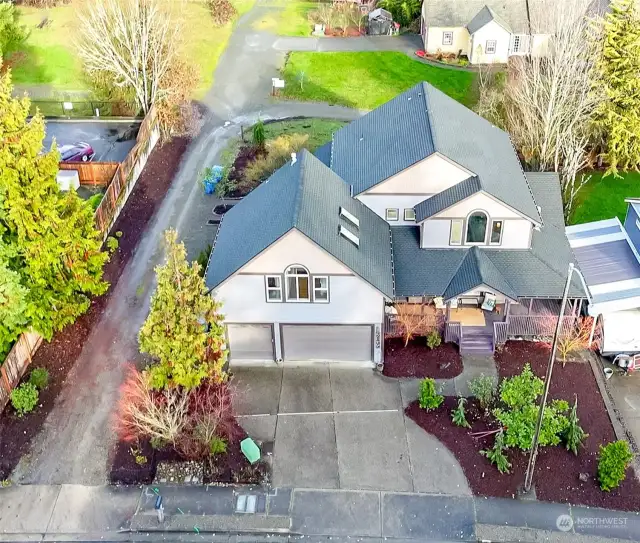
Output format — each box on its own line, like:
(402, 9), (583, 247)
(265, 275), (283, 302)
(404, 208), (416, 221)
(465, 210), (489, 245)
(313, 276), (329, 303)
(490, 219), (504, 246)
(285, 265), (311, 302)
(486, 40), (497, 54)
(386, 208), (399, 221)
(636, 218), (640, 231)
(442, 31), (453, 45)
(450, 218), (464, 246)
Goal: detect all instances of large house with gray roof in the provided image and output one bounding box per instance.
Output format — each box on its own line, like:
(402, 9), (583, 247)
(206, 82), (585, 366)
(420, 0), (551, 64)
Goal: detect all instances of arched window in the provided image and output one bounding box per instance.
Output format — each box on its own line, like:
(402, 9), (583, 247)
(285, 265), (310, 301)
(466, 211), (488, 244)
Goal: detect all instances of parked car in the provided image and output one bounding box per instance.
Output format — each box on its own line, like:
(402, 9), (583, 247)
(59, 142), (95, 162)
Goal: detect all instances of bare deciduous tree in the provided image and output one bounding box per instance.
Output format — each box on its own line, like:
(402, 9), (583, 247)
(76, 0), (182, 115)
(501, 0), (604, 218)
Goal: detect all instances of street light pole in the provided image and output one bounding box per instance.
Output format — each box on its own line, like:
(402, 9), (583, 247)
(523, 262), (575, 493)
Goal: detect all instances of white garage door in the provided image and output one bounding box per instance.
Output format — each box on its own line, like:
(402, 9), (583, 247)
(281, 325), (372, 362)
(227, 324), (274, 361)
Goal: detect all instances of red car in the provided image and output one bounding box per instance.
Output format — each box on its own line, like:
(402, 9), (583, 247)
(59, 142), (95, 162)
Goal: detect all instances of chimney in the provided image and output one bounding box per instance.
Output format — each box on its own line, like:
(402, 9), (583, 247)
(291, 152), (297, 165)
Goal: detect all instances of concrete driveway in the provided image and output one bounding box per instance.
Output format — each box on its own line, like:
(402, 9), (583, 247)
(232, 366), (471, 495)
(43, 121), (140, 162)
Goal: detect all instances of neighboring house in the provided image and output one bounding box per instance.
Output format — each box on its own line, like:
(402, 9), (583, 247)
(420, 0), (551, 64)
(566, 199), (640, 355)
(206, 82), (585, 367)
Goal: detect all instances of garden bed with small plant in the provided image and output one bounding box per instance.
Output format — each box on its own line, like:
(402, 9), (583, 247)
(406, 340), (640, 511)
(108, 230), (270, 486)
(383, 337), (462, 379)
(214, 118), (347, 198)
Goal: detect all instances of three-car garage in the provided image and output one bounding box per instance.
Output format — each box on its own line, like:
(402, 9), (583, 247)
(226, 323), (376, 365)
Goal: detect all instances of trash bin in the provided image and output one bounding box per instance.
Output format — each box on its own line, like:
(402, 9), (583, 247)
(203, 165), (224, 194)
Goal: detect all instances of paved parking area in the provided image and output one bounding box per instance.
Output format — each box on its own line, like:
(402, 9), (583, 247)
(43, 121), (140, 162)
(232, 366), (472, 495)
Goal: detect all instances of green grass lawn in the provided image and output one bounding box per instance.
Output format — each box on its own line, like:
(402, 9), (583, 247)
(253, 0), (316, 36)
(261, 118), (347, 149)
(568, 171), (640, 225)
(10, 6), (87, 91)
(11, 0), (255, 97)
(281, 52), (478, 110)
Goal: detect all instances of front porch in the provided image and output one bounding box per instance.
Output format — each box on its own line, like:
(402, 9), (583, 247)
(443, 297), (584, 354)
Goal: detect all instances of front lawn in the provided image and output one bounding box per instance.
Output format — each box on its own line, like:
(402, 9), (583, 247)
(10, 6), (87, 91)
(262, 118), (347, 149)
(11, 0), (254, 96)
(281, 52), (478, 110)
(253, 0), (316, 36)
(569, 171), (640, 225)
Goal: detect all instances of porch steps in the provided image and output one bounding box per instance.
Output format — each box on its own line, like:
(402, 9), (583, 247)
(460, 326), (494, 355)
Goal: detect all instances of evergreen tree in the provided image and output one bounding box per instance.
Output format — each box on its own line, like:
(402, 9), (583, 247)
(593, 0), (640, 174)
(0, 69), (108, 350)
(139, 229), (227, 390)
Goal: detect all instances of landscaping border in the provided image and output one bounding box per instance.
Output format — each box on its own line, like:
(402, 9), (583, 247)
(0, 107), (160, 412)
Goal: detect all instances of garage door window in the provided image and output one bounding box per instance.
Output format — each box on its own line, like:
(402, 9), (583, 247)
(286, 265), (310, 301)
(313, 276), (329, 302)
(265, 275), (282, 301)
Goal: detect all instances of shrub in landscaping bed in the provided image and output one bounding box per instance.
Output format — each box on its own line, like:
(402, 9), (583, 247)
(0, 137), (190, 480)
(598, 440), (634, 491)
(383, 337), (462, 378)
(10, 383), (39, 417)
(405, 340), (640, 511)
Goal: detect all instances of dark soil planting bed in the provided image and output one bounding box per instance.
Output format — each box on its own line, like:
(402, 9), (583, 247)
(0, 138), (190, 480)
(406, 340), (640, 511)
(109, 423), (270, 486)
(383, 338), (463, 378)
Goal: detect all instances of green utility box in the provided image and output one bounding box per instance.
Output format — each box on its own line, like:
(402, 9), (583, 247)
(241, 437), (261, 464)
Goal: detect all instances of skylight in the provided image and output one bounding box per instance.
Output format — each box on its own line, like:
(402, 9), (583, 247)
(340, 207), (359, 229)
(339, 225), (359, 247)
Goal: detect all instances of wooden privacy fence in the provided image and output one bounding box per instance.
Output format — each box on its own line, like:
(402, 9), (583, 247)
(0, 332), (43, 410)
(94, 106), (160, 240)
(59, 162), (119, 187)
(0, 108), (160, 412)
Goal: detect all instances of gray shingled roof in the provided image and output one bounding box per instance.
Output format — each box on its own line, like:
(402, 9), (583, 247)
(331, 83), (541, 224)
(414, 176), (481, 222)
(331, 83), (435, 195)
(391, 171), (585, 299)
(422, 0), (531, 33)
(467, 5), (512, 33)
(206, 149), (394, 297)
(314, 142), (332, 167)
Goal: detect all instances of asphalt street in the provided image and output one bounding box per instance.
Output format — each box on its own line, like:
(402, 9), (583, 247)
(43, 121), (140, 162)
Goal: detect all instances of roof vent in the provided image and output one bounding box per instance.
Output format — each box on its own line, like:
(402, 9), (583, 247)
(291, 152), (297, 165)
(339, 225), (359, 247)
(340, 206), (359, 228)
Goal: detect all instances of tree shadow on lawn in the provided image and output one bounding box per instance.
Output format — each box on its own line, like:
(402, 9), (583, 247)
(5, 47), (50, 87)
(282, 78), (359, 109)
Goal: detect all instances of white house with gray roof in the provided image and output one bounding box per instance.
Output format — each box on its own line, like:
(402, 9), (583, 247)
(420, 0), (551, 64)
(206, 83), (585, 366)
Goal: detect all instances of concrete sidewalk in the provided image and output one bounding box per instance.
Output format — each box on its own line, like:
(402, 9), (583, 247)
(1, 484), (640, 542)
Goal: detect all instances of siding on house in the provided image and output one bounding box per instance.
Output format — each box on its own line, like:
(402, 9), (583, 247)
(624, 203), (640, 253)
(425, 26), (470, 56)
(361, 154), (472, 196)
(419, 216), (531, 249)
(432, 192), (524, 220)
(214, 229), (385, 325)
(356, 194), (430, 225)
(421, 219), (453, 248)
(469, 20), (511, 63)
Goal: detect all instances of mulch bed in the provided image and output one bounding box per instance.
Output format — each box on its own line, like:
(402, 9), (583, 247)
(406, 340), (640, 511)
(383, 337), (463, 378)
(0, 137), (190, 480)
(109, 422), (270, 486)
(226, 144), (264, 198)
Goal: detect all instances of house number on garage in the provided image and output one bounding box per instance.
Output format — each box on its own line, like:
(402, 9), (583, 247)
(374, 324), (382, 363)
